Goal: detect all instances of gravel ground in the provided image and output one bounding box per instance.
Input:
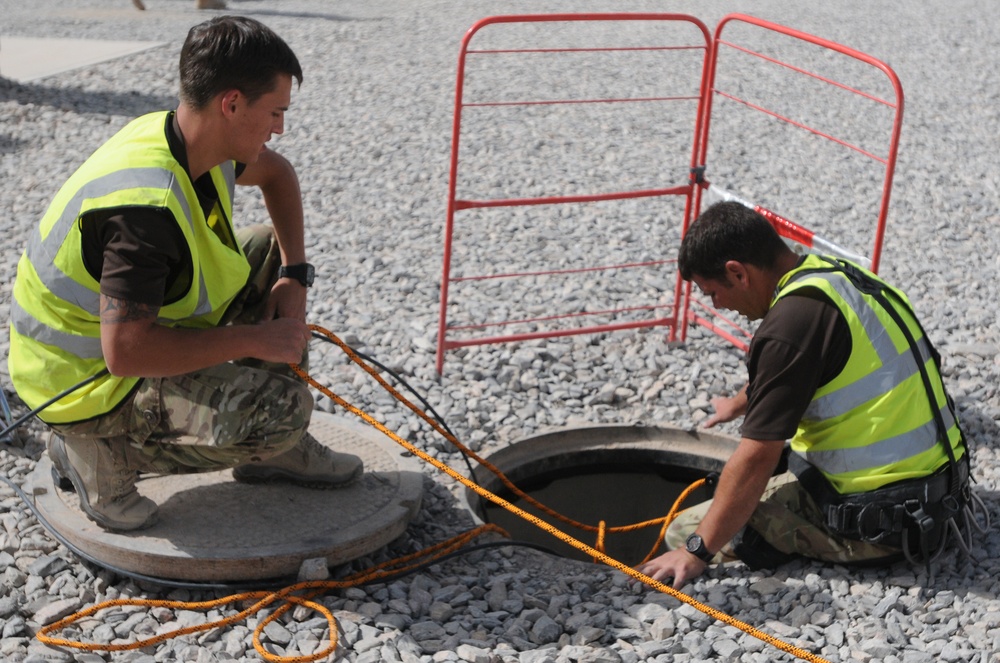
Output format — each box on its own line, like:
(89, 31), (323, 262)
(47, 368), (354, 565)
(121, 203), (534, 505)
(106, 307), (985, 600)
(1, 1), (999, 662)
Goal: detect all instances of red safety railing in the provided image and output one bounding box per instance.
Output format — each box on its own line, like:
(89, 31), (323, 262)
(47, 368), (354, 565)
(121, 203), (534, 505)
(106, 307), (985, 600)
(436, 13), (904, 369)
(436, 14), (714, 374)
(681, 14), (904, 349)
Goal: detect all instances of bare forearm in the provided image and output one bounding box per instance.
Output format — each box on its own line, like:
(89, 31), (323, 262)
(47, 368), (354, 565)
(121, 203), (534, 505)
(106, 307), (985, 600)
(100, 295), (308, 377)
(695, 437), (784, 554)
(262, 179), (305, 265)
(105, 324), (263, 377)
(240, 148), (306, 265)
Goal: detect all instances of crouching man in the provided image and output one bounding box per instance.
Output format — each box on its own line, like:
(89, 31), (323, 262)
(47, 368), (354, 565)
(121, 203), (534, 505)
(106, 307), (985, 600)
(8, 16), (361, 532)
(638, 202), (973, 587)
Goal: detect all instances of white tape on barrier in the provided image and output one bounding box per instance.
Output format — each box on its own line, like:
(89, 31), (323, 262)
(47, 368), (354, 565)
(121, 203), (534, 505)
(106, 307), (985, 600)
(705, 185), (872, 269)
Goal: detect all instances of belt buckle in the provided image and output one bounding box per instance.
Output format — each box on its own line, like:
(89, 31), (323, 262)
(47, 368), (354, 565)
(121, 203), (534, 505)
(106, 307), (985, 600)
(856, 503), (894, 542)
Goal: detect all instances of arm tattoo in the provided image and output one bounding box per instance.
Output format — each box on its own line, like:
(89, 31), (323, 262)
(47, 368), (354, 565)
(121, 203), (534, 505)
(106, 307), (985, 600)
(100, 295), (157, 324)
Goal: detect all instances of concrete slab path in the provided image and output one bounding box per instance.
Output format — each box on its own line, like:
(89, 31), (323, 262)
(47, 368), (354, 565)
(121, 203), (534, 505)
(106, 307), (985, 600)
(0, 36), (165, 83)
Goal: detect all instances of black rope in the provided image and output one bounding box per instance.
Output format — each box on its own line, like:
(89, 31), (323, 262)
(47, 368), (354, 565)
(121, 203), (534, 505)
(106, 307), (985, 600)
(0, 369), (110, 441)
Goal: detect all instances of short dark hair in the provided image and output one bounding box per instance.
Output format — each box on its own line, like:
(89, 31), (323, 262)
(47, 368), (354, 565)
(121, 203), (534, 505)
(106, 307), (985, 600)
(179, 16), (303, 110)
(678, 201), (790, 281)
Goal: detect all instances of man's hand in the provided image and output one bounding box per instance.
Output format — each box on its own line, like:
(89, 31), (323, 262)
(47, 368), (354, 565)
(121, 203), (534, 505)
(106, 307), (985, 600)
(265, 277), (308, 322)
(703, 394), (744, 428)
(703, 384), (749, 428)
(636, 549), (707, 590)
(253, 317), (311, 364)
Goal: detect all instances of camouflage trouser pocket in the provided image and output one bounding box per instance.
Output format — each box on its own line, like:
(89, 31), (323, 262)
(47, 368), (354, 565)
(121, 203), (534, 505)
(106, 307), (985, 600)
(144, 364), (312, 470)
(52, 380), (155, 443)
(58, 364), (313, 474)
(129, 377), (163, 445)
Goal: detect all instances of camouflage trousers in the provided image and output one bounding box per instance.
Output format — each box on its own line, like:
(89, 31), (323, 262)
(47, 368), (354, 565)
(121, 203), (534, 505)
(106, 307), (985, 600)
(51, 225), (313, 473)
(665, 472), (900, 566)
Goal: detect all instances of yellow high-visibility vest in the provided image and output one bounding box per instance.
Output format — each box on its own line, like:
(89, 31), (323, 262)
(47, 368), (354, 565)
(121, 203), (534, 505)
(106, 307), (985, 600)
(9, 112), (250, 423)
(776, 255), (964, 495)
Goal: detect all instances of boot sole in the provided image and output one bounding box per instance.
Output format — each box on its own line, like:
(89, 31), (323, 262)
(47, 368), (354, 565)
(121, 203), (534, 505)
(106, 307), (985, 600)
(232, 466), (363, 489)
(48, 439), (158, 532)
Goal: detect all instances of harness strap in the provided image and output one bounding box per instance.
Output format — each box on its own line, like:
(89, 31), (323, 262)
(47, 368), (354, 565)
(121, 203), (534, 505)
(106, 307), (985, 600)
(822, 454), (968, 545)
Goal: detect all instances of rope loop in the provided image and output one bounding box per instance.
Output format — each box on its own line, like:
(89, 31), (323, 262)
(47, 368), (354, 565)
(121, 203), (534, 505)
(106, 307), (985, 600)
(37, 524), (508, 662)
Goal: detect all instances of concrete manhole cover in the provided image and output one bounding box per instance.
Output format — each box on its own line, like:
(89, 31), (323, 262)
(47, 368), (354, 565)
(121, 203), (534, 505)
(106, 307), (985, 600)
(29, 412), (424, 582)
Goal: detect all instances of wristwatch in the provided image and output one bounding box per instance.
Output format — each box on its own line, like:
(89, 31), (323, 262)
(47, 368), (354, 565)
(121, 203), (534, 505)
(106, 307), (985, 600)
(278, 262), (315, 288)
(685, 533), (714, 563)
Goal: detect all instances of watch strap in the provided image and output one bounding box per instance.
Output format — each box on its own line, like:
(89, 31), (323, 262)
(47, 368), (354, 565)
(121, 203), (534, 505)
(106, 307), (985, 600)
(278, 262), (314, 287)
(686, 533), (714, 563)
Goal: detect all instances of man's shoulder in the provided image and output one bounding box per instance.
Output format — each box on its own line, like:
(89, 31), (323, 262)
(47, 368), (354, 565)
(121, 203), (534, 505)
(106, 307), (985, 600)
(761, 290), (842, 337)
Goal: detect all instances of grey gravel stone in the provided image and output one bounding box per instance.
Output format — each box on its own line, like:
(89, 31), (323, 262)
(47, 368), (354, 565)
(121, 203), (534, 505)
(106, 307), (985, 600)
(31, 598), (82, 626)
(296, 557), (330, 582)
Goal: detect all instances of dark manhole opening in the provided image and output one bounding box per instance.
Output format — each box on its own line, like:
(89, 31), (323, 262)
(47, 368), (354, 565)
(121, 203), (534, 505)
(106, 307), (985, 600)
(481, 457), (714, 564)
(465, 425), (742, 565)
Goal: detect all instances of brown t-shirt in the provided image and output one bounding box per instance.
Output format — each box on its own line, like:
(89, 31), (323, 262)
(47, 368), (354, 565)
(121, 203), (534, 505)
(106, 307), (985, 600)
(78, 112), (244, 307)
(740, 287), (851, 441)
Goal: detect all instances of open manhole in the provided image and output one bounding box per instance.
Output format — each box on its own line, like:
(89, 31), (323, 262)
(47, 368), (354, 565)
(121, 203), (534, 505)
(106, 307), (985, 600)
(464, 424), (744, 564)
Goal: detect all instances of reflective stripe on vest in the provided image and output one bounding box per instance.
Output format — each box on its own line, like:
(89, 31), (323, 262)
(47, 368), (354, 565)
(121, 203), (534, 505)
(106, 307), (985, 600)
(777, 255), (961, 494)
(10, 298), (103, 359)
(798, 269), (936, 422)
(801, 403), (957, 475)
(16, 167), (197, 320)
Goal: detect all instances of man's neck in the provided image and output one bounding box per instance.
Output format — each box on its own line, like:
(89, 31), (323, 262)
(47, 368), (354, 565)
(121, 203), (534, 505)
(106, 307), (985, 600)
(769, 250), (806, 294)
(173, 105), (226, 181)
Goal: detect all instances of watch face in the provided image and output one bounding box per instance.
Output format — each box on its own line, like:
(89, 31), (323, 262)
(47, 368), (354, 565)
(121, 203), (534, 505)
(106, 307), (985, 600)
(686, 534), (703, 553)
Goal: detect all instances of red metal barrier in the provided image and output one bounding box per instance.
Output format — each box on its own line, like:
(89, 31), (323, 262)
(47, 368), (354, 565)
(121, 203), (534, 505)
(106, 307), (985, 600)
(436, 14), (713, 374)
(436, 13), (904, 370)
(682, 14), (904, 349)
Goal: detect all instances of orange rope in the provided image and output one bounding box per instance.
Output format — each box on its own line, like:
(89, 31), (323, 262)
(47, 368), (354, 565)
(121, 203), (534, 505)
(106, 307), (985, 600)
(593, 520), (607, 562)
(292, 325), (830, 663)
(639, 476), (707, 565)
(38, 324), (831, 663)
(37, 523), (509, 662)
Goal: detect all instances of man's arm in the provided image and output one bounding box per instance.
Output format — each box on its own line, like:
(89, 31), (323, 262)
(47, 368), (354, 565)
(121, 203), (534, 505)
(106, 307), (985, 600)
(100, 295), (309, 377)
(636, 435), (785, 588)
(236, 147), (308, 322)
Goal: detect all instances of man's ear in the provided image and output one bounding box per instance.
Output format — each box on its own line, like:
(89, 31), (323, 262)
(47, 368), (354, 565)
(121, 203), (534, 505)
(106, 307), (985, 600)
(221, 90), (241, 117)
(724, 260), (751, 288)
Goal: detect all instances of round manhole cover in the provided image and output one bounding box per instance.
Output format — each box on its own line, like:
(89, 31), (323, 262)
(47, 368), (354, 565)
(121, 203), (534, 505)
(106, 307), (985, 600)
(30, 412), (424, 582)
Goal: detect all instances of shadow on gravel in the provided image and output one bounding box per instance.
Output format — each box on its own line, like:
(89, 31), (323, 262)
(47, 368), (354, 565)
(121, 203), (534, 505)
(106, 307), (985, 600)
(0, 77), (174, 156)
(0, 77), (173, 122)
(957, 399), (1000, 451)
(0, 133), (29, 156)
(241, 10), (375, 22)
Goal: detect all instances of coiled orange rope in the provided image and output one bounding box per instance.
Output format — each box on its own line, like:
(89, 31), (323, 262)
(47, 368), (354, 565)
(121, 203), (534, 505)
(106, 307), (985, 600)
(37, 325), (831, 663)
(37, 523), (508, 662)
